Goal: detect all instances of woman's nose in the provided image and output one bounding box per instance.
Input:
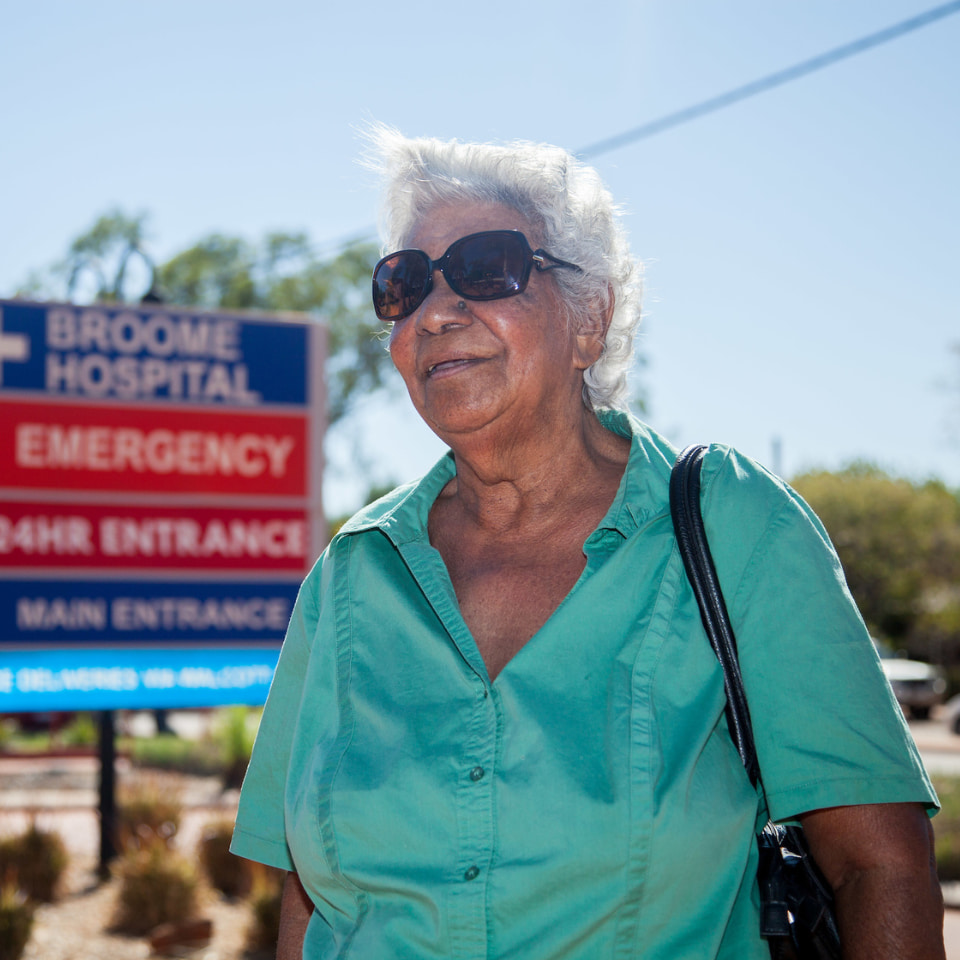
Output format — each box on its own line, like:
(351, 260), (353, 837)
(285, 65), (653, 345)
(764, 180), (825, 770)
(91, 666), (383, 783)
(414, 280), (471, 334)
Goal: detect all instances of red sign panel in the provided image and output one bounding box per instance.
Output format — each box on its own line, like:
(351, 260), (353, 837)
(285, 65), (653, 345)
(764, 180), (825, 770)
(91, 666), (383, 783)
(0, 400), (309, 497)
(0, 501), (310, 571)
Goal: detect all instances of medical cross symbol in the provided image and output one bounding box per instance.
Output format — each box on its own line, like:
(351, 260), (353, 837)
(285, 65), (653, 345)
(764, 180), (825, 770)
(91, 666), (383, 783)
(0, 308), (30, 387)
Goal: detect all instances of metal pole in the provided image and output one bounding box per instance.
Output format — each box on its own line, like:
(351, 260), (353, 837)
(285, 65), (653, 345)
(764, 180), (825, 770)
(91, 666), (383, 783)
(98, 709), (117, 879)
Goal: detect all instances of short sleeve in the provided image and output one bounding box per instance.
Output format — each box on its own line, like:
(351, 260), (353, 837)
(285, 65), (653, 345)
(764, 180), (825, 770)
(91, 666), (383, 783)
(699, 447), (937, 823)
(230, 551), (325, 869)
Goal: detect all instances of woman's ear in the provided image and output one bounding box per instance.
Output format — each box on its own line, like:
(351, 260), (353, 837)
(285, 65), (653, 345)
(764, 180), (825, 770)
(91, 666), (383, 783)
(574, 287), (615, 370)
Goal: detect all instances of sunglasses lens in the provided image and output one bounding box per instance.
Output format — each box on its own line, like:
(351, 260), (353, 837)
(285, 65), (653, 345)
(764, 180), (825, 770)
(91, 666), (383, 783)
(448, 233), (526, 300)
(372, 232), (538, 320)
(373, 251), (431, 321)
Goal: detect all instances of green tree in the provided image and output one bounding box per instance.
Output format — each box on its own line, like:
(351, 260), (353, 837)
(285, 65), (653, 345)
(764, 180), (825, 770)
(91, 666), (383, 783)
(15, 209), (155, 303)
(792, 463), (960, 663)
(157, 230), (386, 425)
(18, 210), (391, 428)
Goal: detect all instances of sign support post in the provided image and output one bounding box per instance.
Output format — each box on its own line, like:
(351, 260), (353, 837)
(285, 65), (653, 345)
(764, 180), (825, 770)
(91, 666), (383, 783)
(98, 709), (117, 877)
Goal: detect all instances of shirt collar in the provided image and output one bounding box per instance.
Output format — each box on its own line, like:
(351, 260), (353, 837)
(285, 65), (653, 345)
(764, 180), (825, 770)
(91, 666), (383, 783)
(590, 408), (677, 539)
(334, 450), (455, 545)
(334, 409), (678, 547)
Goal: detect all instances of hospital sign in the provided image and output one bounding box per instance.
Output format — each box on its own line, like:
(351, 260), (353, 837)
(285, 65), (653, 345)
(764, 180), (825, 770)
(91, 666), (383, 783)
(0, 299), (326, 711)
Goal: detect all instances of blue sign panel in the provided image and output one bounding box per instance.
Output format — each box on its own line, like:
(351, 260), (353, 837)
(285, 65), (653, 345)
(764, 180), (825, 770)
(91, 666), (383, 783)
(0, 579), (299, 645)
(0, 300), (310, 406)
(0, 646), (281, 711)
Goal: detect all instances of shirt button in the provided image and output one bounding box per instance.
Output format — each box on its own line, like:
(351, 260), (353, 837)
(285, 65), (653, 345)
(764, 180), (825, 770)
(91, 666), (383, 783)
(469, 766), (485, 782)
(464, 865), (480, 881)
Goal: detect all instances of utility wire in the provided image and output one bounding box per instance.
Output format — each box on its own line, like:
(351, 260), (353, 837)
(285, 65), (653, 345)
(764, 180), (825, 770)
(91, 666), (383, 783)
(577, 0), (960, 158)
(322, 1), (960, 255)
(313, 230), (379, 259)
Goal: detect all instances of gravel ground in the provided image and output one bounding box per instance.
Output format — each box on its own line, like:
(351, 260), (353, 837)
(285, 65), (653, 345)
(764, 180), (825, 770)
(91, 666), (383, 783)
(22, 856), (253, 960)
(1, 754), (263, 960)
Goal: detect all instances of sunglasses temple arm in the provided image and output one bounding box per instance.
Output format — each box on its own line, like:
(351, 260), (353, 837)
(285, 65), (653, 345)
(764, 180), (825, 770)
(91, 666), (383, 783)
(532, 251), (583, 274)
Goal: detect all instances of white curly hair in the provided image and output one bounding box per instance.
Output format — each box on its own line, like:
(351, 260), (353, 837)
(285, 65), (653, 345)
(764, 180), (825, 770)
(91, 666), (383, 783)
(365, 125), (642, 411)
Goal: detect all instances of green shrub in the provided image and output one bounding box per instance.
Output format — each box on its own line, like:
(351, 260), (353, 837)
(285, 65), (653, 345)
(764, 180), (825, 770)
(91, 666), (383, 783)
(932, 776), (960, 881)
(0, 880), (34, 960)
(121, 707), (262, 781)
(0, 730), (49, 755)
(198, 819), (250, 898)
(117, 776), (182, 851)
(0, 719), (15, 752)
(212, 706), (258, 789)
(55, 712), (98, 748)
(112, 843), (198, 935)
(246, 864), (284, 953)
(127, 733), (225, 777)
(0, 825), (68, 902)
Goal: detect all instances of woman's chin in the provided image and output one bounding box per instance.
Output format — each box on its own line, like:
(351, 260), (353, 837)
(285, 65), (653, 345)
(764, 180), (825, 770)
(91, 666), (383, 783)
(413, 388), (506, 442)
(422, 410), (499, 444)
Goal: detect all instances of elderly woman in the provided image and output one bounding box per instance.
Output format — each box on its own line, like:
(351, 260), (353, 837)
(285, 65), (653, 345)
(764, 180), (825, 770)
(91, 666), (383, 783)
(231, 130), (943, 959)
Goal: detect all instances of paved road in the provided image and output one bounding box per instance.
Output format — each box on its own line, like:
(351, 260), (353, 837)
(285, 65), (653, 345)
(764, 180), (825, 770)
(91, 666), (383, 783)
(910, 716), (960, 774)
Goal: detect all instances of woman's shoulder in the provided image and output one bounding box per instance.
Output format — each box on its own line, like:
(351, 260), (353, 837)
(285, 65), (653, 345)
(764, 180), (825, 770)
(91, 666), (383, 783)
(698, 442), (826, 535)
(699, 443), (788, 506)
(693, 443), (841, 602)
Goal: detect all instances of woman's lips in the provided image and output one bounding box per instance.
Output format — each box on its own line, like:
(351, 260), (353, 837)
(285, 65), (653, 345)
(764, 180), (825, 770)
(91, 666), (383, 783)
(425, 357), (484, 379)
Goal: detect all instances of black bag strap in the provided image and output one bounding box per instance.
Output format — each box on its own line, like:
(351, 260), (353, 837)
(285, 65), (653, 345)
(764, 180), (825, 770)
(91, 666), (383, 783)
(671, 445), (842, 960)
(669, 443), (760, 788)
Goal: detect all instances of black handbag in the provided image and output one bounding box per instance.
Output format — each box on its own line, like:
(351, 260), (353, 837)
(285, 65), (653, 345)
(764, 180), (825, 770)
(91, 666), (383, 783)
(669, 444), (841, 960)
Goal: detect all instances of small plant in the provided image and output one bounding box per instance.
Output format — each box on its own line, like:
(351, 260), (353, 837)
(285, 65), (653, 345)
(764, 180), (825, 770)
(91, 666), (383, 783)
(0, 825), (68, 902)
(0, 719), (15, 752)
(212, 706), (257, 789)
(0, 728), (50, 756)
(127, 733), (224, 776)
(122, 707), (262, 780)
(198, 819), (250, 898)
(245, 863), (284, 953)
(55, 712), (98, 748)
(117, 775), (182, 851)
(112, 842), (198, 936)
(0, 879), (34, 960)
(933, 775), (960, 881)
(936, 830), (960, 882)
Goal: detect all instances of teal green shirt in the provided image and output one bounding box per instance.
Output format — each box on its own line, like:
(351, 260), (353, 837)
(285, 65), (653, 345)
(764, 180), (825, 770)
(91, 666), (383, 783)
(232, 411), (935, 959)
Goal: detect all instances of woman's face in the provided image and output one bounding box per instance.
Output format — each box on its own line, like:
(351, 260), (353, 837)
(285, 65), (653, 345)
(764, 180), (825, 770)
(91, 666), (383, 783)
(388, 202), (592, 447)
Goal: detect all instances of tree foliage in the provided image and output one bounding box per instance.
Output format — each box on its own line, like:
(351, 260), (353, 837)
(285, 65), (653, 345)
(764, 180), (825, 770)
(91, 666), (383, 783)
(19, 210), (390, 426)
(26, 208), (157, 304)
(156, 230), (387, 424)
(792, 463), (960, 663)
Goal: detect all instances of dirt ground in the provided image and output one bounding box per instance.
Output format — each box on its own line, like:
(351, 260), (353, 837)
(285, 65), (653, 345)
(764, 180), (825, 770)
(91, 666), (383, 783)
(22, 855), (253, 960)
(0, 754), (257, 960)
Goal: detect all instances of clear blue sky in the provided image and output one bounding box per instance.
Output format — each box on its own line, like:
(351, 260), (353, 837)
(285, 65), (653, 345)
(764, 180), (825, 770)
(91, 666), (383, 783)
(3, 0), (958, 514)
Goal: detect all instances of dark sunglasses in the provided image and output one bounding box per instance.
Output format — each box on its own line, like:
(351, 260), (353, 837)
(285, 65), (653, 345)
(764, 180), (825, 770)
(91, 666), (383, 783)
(372, 229), (581, 322)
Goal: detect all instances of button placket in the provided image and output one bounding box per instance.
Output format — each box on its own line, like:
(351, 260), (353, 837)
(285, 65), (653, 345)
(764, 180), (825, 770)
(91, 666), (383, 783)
(450, 681), (497, 953)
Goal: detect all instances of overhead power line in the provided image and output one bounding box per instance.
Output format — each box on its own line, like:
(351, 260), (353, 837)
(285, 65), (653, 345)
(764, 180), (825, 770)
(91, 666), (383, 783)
(313, 230), (379, 259)
(576, 0), (960, 158)
(321, 1), (960, 257)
